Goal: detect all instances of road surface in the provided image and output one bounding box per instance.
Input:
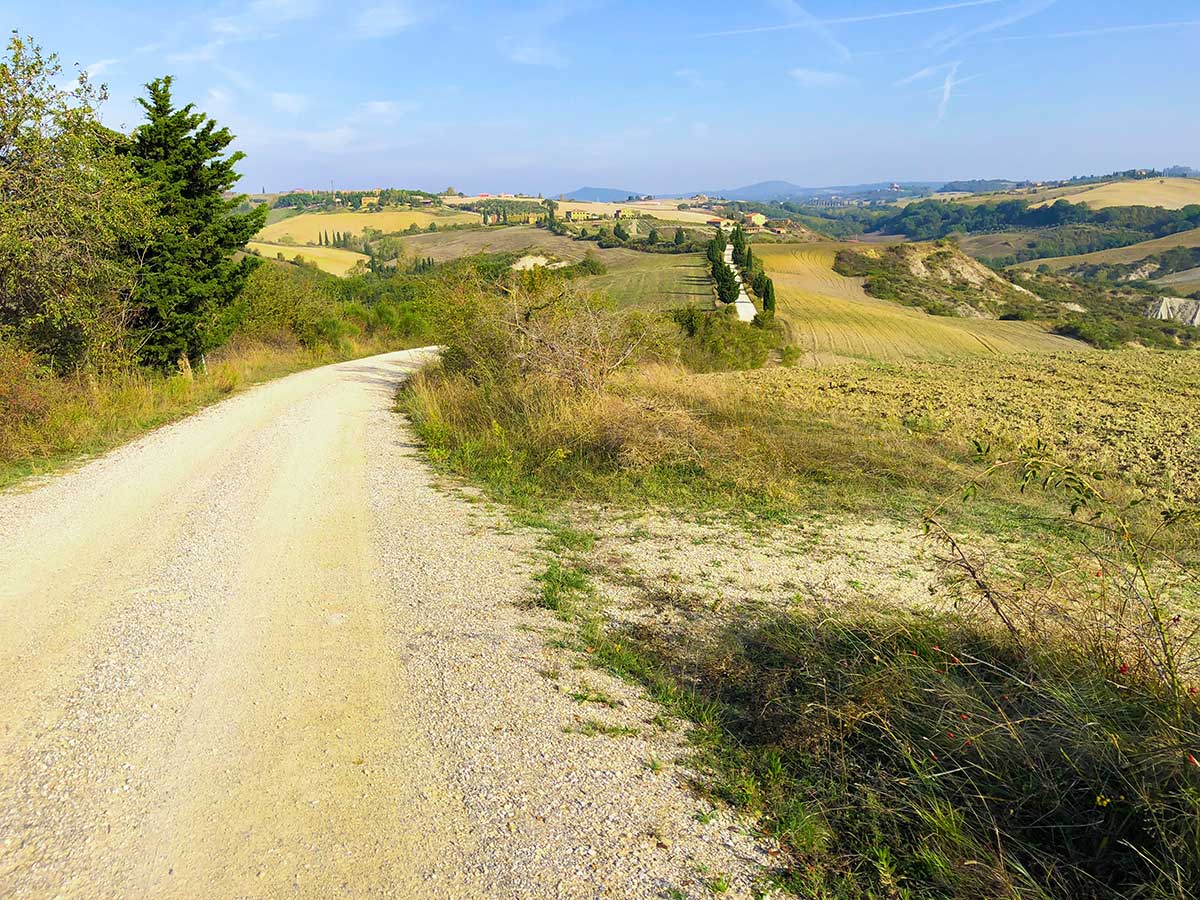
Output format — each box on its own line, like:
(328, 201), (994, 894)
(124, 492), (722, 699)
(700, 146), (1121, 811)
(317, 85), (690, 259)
(0, 349), (764, 899)
(722, 245), (757, 322)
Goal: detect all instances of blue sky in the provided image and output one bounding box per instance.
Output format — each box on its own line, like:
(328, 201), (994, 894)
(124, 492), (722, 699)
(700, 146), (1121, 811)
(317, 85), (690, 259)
(10, 0), (1200, 194)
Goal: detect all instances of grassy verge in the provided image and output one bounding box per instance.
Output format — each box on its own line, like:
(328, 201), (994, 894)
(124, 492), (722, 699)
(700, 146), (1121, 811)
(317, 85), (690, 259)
(0, 332), (422, 488)
(515, 485), (1200, 899)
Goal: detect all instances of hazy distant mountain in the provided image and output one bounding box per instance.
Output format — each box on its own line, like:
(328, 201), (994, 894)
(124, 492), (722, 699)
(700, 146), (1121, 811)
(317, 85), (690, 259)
(698, 180), (945, 202)
(563, 186), (645, 202)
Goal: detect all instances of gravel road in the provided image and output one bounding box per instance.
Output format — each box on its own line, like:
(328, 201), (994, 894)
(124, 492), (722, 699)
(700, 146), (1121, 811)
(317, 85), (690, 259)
(0, 349), (767, 899)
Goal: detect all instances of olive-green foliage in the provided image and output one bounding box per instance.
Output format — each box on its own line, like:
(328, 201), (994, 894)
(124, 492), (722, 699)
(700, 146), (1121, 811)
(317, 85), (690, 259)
(671, 306), (771, 371)
(0, 36), (157, 371)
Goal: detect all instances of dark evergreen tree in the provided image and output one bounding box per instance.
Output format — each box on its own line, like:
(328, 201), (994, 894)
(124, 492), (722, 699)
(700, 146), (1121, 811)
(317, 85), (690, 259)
(674, 227), (686, 246)
(126, 76), (265, 368)
(647, 227), (659, 245)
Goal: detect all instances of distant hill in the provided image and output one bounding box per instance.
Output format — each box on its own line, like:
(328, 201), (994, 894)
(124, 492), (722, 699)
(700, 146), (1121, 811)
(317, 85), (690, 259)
(563, 187), (645, 202)
(940, 179), (1029, 193)
(700, 180), (944, 202)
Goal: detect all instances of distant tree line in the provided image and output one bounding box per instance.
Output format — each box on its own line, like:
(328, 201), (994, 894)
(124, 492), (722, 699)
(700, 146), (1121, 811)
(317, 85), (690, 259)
(879, 198), (1200, 242)
(273, 188), (441, 211)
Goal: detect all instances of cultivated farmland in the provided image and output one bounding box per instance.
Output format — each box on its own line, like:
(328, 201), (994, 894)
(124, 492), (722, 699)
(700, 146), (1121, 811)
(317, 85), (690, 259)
(757, 242), (1078, 363)
(246, 241), (369, 276)
(394, 225), (591, 263)
(728, 350), (1200, 503)
(256, 208), (481, 244)
(1033, 177), (1200, 210)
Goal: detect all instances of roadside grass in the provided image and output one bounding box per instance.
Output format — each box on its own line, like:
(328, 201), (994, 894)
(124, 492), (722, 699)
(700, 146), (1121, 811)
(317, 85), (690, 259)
(516, 483), (1200, 899)
(0, 332), (420, 489)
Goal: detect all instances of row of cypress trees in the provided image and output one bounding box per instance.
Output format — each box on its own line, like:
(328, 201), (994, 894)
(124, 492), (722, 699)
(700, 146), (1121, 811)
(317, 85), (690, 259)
(706, 230), (741, 304)
(729, 224), (776, 316)
(317, 231), (362, 250)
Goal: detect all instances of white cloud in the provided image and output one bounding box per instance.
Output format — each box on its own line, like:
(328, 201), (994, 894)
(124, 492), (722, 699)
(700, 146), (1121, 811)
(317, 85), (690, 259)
(271, 92), (310, 115)
(167, 41), (226, 64)
(790, 68), (851, 87)
(674, 68), (705, 88)
(894, 62), (951, 86)
(355, 2), (418, 38)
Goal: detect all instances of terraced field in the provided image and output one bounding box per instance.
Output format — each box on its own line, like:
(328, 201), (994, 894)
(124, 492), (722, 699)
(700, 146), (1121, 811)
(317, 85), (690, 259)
(1012, 227), (1200, 271)
(247, 241), (369, 276)
(257, 208), (481, 244)
(757, 243), (1079, 364)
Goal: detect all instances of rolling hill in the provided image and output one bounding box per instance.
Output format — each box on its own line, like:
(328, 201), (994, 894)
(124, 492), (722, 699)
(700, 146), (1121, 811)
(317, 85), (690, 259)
(703, 180), (943, 202)
(1032, 177), (1200, 210)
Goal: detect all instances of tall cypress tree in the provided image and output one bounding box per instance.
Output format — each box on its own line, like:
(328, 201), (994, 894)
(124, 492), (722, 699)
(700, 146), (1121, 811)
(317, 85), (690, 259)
(127, 77), (265, 369)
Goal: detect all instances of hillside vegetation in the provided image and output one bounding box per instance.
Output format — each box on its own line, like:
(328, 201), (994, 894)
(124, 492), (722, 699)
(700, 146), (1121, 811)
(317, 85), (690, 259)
(828, 241), (1200, 350)
(0, 39), (437, 481)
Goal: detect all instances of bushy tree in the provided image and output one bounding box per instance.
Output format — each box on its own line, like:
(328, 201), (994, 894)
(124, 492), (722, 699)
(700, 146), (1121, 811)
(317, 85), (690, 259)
(674, 227), (686, 246)
(0, 36), (156, 370)
(613, 221), (630, 242)
(126, 76), (265, 369)
(646, 227), (659, 245)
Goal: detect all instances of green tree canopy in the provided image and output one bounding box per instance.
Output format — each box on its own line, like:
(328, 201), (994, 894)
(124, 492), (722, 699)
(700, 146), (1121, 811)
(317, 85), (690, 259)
(0, 35), (156, 370)
(126, 76), (265, 368)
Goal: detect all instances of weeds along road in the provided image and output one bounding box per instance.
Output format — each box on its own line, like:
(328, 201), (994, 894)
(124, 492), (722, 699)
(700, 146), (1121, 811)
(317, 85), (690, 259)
(0, 349), (764, 899)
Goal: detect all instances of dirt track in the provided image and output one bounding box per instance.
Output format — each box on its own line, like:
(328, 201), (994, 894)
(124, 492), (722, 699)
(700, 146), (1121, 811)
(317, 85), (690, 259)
(0, 349), (765, 899)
